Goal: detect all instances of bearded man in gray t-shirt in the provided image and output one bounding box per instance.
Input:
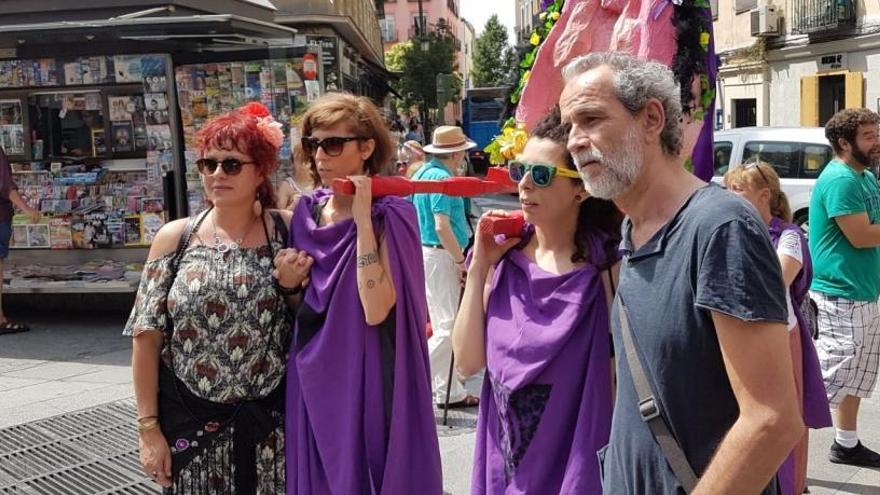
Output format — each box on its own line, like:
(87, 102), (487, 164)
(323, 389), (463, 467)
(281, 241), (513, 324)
(560, 52), (803, 494)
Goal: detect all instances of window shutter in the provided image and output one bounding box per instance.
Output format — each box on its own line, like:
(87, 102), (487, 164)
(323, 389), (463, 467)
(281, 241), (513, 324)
(800, 76), (819, 127)
(845, 71), (864, 109)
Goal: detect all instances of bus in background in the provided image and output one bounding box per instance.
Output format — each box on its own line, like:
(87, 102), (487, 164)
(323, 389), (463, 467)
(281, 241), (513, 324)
(462, 86), (509, 175)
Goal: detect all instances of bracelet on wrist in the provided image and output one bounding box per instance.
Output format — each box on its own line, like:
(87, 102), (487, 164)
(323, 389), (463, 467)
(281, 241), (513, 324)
(278, 283), (303, 296)
(137, 417), (160, 433)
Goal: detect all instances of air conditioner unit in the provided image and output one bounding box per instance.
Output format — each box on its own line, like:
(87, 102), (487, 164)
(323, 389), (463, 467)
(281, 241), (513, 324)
(750, 5), (780, 37)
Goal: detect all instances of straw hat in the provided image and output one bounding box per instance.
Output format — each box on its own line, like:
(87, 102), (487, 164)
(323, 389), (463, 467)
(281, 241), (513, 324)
(423, 126), (477, 154)
(403, 140), (424, 154)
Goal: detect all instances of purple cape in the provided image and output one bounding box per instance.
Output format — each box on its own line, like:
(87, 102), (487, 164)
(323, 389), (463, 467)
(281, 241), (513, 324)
(472, 233), (613, 494)
(769, 217), (832, 495)
(768, 217), (831, 428)
(285, 190), (442, 494)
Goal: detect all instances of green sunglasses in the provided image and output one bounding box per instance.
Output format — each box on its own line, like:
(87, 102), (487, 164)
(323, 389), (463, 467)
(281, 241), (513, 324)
(508, 160), (581, 187)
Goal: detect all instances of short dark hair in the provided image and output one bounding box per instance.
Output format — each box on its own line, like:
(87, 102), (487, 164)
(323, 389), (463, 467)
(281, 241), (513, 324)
(530, 105), (575, 170)
(825, 108), (880, 154)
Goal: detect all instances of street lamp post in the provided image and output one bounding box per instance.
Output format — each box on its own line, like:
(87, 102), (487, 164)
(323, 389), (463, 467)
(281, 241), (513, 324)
(417, 0), (431, 138)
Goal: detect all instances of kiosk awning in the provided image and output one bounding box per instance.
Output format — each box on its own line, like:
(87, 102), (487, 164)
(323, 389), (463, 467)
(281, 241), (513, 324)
(0, 14), (297, 52)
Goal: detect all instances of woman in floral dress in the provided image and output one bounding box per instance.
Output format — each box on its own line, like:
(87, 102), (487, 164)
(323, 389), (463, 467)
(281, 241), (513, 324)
(125, 102), (311, 493)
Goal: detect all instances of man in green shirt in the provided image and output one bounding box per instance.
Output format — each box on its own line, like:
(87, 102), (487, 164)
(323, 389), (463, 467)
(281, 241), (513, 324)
(809, 108), (880, 467)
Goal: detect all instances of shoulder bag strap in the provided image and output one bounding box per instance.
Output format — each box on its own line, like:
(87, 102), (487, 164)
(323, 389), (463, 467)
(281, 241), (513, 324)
(268, 210), (290, 249)
(170, 208), (212, 273)
(163, 208), (212, 340)
(618, 300), (700, 492)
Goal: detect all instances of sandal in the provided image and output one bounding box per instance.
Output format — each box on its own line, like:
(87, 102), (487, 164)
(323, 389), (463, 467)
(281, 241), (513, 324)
(436, 395), (480, 410)
(0, 321), (30, 335)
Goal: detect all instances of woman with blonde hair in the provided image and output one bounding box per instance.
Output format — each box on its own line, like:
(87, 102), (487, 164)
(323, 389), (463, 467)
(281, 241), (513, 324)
(275, 143), (314, 210)
(125, 102), (307, 493)
(401, 140), (427, 177)
(724, 161), (832, 495)
(277, 92), (442, 494)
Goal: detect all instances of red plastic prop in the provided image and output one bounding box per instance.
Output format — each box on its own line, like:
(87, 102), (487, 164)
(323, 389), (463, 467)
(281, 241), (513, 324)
(478, 210), (525, 238)
(331, 167), (518, 198)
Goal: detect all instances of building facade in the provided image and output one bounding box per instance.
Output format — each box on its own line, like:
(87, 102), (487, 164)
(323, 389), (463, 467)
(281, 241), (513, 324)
(460, 18), (476, 90)
(380, 0), (463, 123)
(515, 0), (542, 44)
(275, 0), (389, 100)
(380, 0), (461, 51)
(713, 0), (880, 129)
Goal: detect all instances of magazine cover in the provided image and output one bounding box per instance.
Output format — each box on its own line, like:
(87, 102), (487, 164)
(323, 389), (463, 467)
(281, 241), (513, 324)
(49, 217), (73, 249)
(114, 55), (143, 83)
(11, 224), (28, 248)
(64, 62), (83, 85)
(146, 109), (169, 125)
(142, 54), (168, 92)
(107, 220), (125, 247)
(146, 125), (172, 152)
(108, 96), (135, 121)
(111, 122), (134, 153)
(144, 93), (167, 111)
(27, 224), (50, 248)
(141, 213), (164, 244)
(71, 218), (87, 248)
(123, 215), (143, 246)
(139, 197), (164, 213)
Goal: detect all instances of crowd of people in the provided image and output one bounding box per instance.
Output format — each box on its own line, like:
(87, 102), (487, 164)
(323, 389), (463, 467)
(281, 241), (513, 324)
(122, 52), (880, 494)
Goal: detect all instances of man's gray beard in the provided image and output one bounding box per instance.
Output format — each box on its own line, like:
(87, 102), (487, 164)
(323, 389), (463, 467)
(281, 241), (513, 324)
(573, 131), (643, 200)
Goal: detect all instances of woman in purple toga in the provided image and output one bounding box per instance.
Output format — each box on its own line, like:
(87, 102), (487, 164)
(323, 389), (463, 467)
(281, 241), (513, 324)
(724, 162), (832, 495)
(277, 92), (442, 494)
(453, 107), (622, 494)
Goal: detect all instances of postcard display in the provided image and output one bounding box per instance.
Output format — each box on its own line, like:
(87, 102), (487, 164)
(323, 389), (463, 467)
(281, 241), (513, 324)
(0, 55), (174, 290)
(176, 53), (323, 213)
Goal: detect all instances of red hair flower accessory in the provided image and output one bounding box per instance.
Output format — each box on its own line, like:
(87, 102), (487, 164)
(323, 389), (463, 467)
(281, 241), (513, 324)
(240, 102), (284, 148)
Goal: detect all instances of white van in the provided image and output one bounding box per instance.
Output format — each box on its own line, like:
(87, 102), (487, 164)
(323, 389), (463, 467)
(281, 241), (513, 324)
(713, 127), (834, 229)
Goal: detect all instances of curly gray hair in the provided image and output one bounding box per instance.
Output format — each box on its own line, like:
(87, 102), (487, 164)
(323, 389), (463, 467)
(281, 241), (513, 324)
(562, 52), (683, 156)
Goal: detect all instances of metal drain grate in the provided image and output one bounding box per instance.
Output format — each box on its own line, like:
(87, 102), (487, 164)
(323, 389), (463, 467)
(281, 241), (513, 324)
(95, 482), (161, 495)
(24, 461), (141, 495)
(0, 400), (158, 494)
(0, 443), (86, 480)
(0, 425), (55, 455)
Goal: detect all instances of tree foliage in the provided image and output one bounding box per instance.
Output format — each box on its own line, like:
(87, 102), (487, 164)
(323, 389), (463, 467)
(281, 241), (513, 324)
(384, 41), (410, 73)
(390, 30), (460, 111)
(473, 15), (512, 87)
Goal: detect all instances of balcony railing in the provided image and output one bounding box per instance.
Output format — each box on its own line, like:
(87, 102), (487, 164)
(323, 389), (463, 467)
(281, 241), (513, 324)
(791, 0), (856, 34)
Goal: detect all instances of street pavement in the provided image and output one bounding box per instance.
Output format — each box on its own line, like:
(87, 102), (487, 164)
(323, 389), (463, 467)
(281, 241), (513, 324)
(0, 311), (877, 494)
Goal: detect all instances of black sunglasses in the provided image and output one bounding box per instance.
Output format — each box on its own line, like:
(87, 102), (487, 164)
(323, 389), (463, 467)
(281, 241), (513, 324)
(301, 136), (364, 157)
(196, 158), (255, 176)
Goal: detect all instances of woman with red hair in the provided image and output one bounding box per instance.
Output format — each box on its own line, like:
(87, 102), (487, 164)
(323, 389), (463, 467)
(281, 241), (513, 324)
(124, 102), (311, 493)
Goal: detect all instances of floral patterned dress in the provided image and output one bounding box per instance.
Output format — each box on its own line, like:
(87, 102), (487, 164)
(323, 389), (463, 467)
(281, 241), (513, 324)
(124, 238), (291, 494)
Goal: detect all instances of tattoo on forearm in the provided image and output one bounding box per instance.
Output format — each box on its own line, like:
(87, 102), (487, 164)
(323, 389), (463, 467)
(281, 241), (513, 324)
(357, 251), (379, 268)
(359, 268), (387, 291)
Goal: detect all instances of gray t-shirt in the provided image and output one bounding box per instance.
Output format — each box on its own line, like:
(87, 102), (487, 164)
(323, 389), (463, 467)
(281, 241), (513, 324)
(600, 184), (787, 494)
